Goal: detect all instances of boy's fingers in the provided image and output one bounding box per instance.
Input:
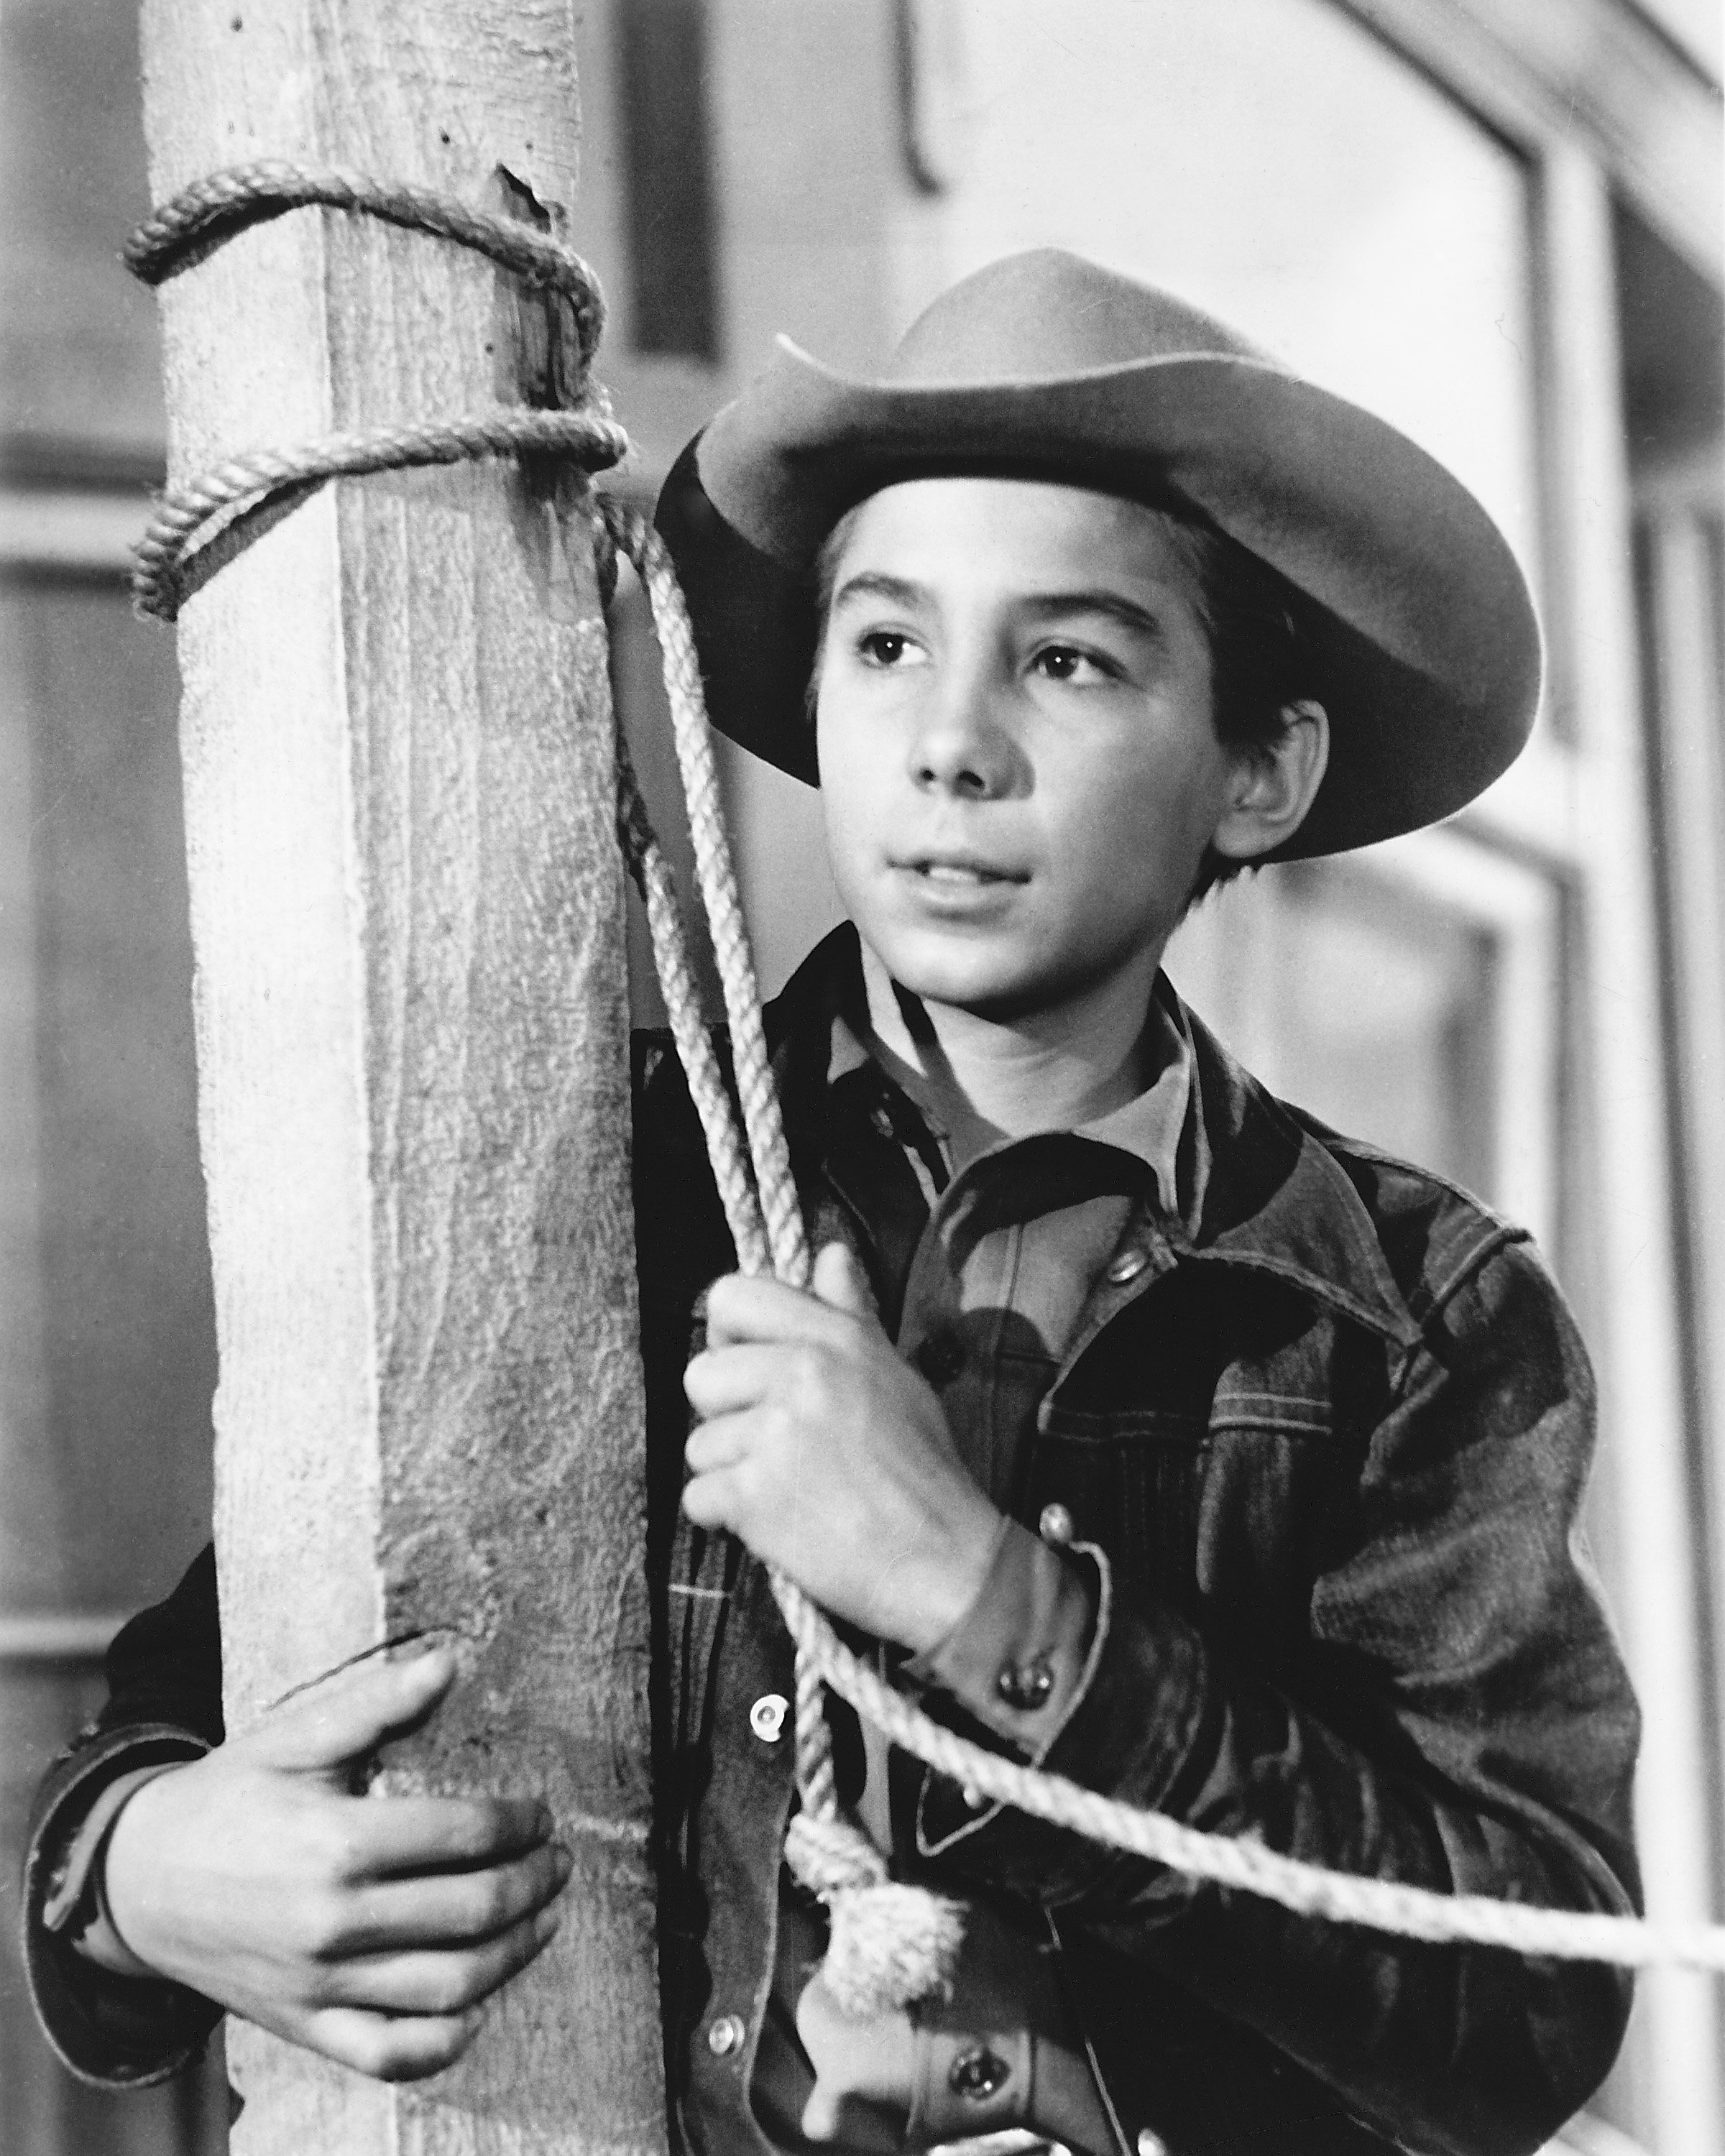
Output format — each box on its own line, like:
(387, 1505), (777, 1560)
(681, 1468), (740, 1531)
(811, 1243), (880, 1327)
(684, 1413), (755, 1476)
(684, 1345), (783, 1418)
(801, 2083), (844, 2142)
(336, 1842), (572, 1950)
(321, 1902), (562, 2015)
(250, 1646), (458, 1773)
(307, 2004), (483, 2083)
(338, 1795), (556, 1881)
(704, 1271), (851, 1349)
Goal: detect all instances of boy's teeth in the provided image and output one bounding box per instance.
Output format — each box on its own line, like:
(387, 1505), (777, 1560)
(924, 863), (985, 883)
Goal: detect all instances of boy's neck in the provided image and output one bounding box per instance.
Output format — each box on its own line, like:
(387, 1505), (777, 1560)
(855, 941), (1170, 1156)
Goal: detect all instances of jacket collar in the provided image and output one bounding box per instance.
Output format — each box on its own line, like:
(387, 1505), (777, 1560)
(1178, 1003), (1422, 1350)
(761, 924), (1422, 1353)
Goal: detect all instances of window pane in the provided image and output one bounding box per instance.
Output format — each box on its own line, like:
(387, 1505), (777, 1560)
(1169, 862), (1497, 1197)
(926, 0), (1541, 582)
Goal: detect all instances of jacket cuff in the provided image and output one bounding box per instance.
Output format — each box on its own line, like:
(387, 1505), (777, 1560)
(914, 1539), (1110, 1864)
(906, 1521), (1100, 1756)
(22, 1725), (222, 2087)
(916, 1588), (1220, 1910)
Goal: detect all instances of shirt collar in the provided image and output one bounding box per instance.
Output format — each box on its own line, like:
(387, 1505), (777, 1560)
(824, 957), (1202, 1227)
(765, 926), (1419, 1349)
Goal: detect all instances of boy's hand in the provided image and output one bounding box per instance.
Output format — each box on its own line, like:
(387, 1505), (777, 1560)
(101, 1644), (571, 2082)
(682, 1244), (1003, 1653)
(796, 1972), (916, 2140)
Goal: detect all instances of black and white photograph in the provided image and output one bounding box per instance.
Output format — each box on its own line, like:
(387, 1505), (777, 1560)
(1, 5), (1721, 2154)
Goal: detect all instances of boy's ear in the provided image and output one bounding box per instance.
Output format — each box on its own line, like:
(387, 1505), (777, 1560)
(1210, 701), (1330, 866)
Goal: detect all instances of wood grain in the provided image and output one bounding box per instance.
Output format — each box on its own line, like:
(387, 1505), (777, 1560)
(137, 4), (663, 2149)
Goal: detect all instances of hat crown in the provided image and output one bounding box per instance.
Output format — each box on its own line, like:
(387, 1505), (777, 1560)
(884, 247), (1267, 384)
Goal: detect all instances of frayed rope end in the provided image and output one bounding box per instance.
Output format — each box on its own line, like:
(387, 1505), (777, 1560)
(785, 1807), (966, 2017)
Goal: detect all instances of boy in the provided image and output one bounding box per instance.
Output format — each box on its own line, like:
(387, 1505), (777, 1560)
(25, 250), (1638, 2156)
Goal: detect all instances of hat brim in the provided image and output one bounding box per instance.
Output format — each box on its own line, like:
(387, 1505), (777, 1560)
(654, 340), (1542, 860)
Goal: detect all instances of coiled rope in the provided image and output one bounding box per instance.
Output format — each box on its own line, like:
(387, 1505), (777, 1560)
(126, 162), (1725, 1986)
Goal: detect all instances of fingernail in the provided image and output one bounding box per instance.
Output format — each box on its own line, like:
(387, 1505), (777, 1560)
(535, 1903), (564, 1944)
(552, 1843), (574, 1882)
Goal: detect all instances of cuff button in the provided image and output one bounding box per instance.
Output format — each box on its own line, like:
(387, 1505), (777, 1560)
(1037, 1501), (1074, 1547)
(995, 1654), (1055, 1711)
(949, 2045), (1011, 2100)
(1105, 1245), (1149, 1285)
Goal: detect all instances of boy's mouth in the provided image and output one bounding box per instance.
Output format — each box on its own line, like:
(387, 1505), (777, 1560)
(896, 852), (1026, 887)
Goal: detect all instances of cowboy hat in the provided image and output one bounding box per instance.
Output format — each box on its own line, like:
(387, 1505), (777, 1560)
(653, 247), (1540, 860)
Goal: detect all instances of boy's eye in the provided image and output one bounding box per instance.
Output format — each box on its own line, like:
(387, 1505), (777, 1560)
(855, 629), (923, 668)
(1031, 644), (1116, 684)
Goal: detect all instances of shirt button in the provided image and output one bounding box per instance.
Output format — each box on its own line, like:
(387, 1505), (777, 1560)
(707, 2014), (746, 2058)
(996, 1654), (1055, 1711)
(1038, 1501), (1075, 1547)
(1106, 1245), (1149, 1285)
(949, 2044), (1012, 2099)
(1137, 2132), (1169, 2156)
(749, 1692), (788, 1743)
(915, 1330), (966, 1386)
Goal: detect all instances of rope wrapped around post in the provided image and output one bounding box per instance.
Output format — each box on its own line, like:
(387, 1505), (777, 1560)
(123, 160), (1725, 1991)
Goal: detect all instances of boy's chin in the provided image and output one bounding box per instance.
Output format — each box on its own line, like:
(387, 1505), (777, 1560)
(862, 935), (1071, 1025)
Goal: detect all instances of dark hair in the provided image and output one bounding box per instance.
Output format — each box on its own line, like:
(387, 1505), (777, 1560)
(809, 491), (1318, 903)
(1167, 514), (1317, 899)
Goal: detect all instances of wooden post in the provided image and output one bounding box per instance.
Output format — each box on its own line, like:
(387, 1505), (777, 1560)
(136, 5), (665, 2151)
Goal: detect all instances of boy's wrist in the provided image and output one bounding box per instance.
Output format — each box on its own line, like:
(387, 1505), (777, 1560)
(96, 1761), (193, 1985)
(905, 1521), (1102, 1754)
(881, 1501), (1011, 1657)
(43, 1759), (193, 1982)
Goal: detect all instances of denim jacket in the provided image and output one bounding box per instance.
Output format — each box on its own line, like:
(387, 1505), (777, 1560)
(24, 929), (1639, 2156)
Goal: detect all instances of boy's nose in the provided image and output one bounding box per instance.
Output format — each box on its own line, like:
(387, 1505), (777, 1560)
(907, 671), (1017, 798)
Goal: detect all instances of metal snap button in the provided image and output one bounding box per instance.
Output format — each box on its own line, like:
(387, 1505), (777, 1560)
(1136, 2131), (1169, 2156)
(1105, 1245), (1149, 1285)
(949, 2044), (1011, 2099)
(915, 1330), (966, 1386)
(707, 2014), (746, 2058)
(749, 1692), (788, 1743)
(995, 1654), (1055, 1711)
(1038, 1501), (1075, 1547)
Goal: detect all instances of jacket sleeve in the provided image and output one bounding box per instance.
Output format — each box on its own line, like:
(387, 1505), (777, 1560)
(910, 1233), (1641, 2156)
(21, 1543), (226, 2087)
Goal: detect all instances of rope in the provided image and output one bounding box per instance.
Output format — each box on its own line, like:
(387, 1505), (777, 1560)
(125, 162), (622, 622)
(600, 502), (812, 1294)
(124, 160), (607, 369)
(132, 407), (628, 623)
(127, 161), (1725, 1985)
(599, 505), (872, 1955)
(611, 714), (771, 1281)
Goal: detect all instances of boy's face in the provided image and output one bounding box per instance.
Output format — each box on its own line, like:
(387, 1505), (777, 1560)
(814, 476), (1241, 1026)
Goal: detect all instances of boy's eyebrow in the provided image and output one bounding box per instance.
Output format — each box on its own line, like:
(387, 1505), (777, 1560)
(828, 573), (1167, 641)
(828, 570), (932, 613)
(1018, 589), (1167, 640)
